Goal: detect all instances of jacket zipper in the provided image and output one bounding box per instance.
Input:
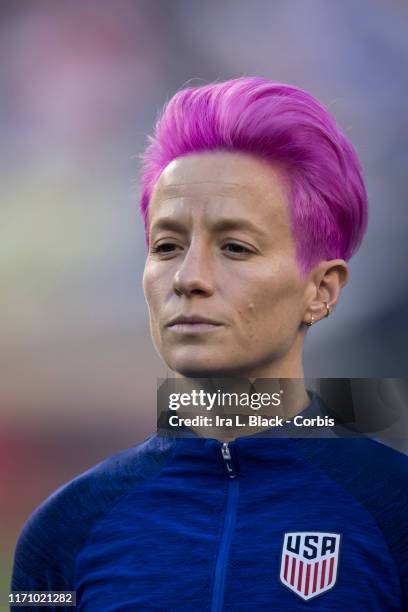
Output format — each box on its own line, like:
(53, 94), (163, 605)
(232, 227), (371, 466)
(211, 442), (239, 612)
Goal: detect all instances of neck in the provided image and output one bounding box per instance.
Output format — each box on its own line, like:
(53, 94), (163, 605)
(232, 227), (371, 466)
(171, 348), (309, 441)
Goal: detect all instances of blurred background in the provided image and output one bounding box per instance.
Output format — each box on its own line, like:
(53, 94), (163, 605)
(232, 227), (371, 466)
(1, 0), (407, 603)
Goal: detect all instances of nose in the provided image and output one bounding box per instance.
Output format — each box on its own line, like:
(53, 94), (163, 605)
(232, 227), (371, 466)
(173, 238), (214, 297)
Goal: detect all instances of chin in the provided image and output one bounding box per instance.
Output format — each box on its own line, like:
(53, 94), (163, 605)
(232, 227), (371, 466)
(171, 363), (229, 378)
(163, 343), (264, 378)
(166, 355), (246, 379)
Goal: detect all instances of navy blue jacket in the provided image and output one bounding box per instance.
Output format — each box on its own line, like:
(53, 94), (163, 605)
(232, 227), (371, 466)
(11, 395), (408, 610)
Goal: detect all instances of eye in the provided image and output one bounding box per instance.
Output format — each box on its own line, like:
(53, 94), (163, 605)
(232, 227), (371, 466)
(150, 242), (182, 255)
(222, 242), (253, 255)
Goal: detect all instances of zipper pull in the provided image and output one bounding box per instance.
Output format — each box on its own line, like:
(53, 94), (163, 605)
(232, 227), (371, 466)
(221, 442), (237, 479)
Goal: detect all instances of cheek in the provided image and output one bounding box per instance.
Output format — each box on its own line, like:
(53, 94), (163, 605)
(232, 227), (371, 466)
(240, 273), (302, 336)
(143, 272), (164, 352)
(142, 264), (151, 299)
(143, 264), (162, 304)
(229, 299), (260, 350)
(143, 267), (164, 332)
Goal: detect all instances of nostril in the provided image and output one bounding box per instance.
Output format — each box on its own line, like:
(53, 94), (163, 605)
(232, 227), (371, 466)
(191, 288), (207, 295)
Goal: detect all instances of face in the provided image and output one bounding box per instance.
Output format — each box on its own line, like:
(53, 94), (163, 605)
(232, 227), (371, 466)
(143, 151), (310, 378)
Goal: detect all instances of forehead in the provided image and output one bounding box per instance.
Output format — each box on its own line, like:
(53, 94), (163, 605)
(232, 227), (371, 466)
(148, 151), (291, 233)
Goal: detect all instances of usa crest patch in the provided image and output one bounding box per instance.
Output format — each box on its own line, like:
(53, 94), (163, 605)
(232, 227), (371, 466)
(280, 532), (341, 601)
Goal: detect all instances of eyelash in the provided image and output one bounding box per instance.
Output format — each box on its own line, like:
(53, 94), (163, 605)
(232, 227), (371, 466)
(150, 242), (253, 256)
(150, 243), (178, 254)
(223, 243), (252, 254)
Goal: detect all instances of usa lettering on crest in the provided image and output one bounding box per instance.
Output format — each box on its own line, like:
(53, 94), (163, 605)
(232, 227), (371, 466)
(280, 532), (341, 601)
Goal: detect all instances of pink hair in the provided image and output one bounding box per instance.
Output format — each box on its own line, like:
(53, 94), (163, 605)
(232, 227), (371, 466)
(139, 77), (367, 275)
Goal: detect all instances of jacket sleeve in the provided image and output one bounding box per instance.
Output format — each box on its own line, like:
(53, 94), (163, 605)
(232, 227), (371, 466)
(11, 501), (75, 592)
(9, 482), (82, 612)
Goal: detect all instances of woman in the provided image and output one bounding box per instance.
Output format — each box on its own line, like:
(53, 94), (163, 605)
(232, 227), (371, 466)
(11, 77), (407, 610)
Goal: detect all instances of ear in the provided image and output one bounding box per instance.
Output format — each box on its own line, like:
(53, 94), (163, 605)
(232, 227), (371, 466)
(303, 259), (349, 326)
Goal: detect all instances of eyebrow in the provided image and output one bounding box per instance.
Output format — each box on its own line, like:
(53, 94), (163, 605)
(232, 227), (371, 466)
(150, 217), (268, 239)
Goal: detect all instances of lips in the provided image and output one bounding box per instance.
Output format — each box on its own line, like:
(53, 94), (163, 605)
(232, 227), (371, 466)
(166, 315), (223, 327)
(165, 315), (224, 335)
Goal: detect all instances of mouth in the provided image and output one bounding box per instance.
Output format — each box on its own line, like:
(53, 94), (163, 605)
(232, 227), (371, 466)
(166, 315), (223, 335)
(167, 322), (223, 334)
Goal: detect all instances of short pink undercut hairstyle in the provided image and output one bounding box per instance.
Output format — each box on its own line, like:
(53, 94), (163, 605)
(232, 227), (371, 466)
(139, 76), (368, 275)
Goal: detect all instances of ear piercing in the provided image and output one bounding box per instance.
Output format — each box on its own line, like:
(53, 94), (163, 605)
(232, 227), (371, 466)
(305, 302), (332, 327)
